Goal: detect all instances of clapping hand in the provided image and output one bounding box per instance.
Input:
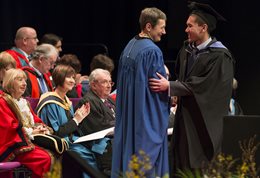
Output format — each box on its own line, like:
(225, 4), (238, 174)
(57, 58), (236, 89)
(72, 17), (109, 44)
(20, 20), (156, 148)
(74, 102), (90, 123)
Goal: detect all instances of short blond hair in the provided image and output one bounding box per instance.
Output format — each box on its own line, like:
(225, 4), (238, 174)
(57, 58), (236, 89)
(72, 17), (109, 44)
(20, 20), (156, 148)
(0, 52), (16, 69)
(2, 68), (27, 93)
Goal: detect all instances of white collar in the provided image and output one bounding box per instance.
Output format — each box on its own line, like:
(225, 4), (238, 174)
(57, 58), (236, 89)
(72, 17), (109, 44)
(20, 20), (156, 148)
(29, 62), (43, 77)
(197, 37), (212, 51)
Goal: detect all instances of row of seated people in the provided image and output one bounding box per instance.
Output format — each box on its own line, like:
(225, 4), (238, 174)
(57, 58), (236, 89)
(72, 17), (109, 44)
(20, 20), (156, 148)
(0, 45), (115, 99)
(0, 27), (116, 177)
(1, 26), (115, 99)
(0, 67), (115, 177)
(1, 43), (114, 99)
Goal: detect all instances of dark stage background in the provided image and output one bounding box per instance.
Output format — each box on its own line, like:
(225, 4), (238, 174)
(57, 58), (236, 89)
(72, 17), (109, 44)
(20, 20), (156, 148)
(0, 0), (259, 114)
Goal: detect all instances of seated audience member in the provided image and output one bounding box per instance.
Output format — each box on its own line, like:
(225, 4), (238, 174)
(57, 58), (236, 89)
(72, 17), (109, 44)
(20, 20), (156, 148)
(229, 78), (243, 115)
(90, 54), (115, 74)
(164, 64), (178, 128)
(75, 68), (115, 176)
(79, 54), (115, 96)
(5, 27), (38, 68)
(89, 54), (115, 100)
(0, 52), (17, 89)
(39, 33), (63, 87)
(40, 33), (63, 57)
(22, 44), (58, 98)
(56, 54), (88, 98)
(169, 96), (178, 128)
(0, 68), (52, 178)
(36, 65), (102, 178)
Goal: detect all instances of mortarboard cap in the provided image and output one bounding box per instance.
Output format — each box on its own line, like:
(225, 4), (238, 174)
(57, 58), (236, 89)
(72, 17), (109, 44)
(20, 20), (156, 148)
(188, 1), (226, 32)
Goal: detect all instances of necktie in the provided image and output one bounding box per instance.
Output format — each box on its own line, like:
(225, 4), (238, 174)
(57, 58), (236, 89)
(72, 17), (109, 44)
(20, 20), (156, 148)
(104, 100), (115, 117)
(39, 75), (48, 93)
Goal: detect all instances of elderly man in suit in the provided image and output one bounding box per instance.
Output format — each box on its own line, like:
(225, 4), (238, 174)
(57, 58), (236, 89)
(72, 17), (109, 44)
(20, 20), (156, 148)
(75, 68), (115, 177)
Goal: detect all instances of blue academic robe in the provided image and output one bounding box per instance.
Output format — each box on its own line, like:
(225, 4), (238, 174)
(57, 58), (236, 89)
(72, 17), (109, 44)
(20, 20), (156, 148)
(111, 36), (169, 177)
(37, 93), (97, 178)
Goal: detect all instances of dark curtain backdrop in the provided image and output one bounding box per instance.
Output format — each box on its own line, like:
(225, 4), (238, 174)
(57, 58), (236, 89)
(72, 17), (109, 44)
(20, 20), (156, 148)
(0, 0), (259, 114)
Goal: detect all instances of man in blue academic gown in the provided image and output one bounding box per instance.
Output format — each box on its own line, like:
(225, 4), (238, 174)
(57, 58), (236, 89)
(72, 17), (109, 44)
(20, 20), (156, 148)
(111, 7), (169, 178)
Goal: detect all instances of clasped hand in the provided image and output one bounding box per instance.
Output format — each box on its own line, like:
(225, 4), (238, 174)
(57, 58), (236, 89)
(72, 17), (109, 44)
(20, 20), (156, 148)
(32, 124), (50, 134)
(149, 72), (169, 92)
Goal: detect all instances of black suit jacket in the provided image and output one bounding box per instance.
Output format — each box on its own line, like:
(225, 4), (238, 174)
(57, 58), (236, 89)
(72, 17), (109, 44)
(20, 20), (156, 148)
(75, 90), (116, 135)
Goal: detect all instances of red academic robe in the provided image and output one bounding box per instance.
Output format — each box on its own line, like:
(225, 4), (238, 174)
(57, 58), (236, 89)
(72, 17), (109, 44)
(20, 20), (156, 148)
(5, 48), (29, 68)
(0, 91), (51, 178)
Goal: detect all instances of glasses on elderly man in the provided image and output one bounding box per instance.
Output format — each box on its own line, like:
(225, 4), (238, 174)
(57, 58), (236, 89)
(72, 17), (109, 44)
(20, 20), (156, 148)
(24, 36), (38, 41)
(41, 56), (56, 67)
(94, 80), (115, 86)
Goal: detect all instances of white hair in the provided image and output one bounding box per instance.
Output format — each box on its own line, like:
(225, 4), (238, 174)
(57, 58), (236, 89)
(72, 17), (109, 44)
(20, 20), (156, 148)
(89, 68), (111, 86)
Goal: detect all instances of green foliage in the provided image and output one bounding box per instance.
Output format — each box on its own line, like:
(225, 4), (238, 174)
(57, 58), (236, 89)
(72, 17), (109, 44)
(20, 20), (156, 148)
(124, 150), (152, 178)
(176, 135), (260, 178)
(176, 169), (202, 178)
(44, 159), (62, 178)
(43, 136), (259, 178)
(120, 149), (170, 178)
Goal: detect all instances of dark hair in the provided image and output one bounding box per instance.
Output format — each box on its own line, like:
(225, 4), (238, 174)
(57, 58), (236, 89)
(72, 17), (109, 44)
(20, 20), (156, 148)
(40, 33), (62, 46)
(57, 54), (82, 73)
(192, 14), (214, 33)
(90, 54), (114, 73)
(52, 65), (75, 87)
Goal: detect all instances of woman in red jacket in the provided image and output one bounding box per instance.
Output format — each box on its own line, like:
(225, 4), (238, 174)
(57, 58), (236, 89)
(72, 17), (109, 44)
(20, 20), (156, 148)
(0, 68), (52, 178)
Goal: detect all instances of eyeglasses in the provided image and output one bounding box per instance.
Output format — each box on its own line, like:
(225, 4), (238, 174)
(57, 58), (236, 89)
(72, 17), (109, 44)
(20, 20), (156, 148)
(42, 57), (56, 67)
(95, 80), (114, 86)
(25, 37), (38, 41)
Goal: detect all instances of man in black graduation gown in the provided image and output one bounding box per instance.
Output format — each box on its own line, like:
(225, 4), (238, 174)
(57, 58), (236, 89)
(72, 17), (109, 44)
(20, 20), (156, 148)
(149, 1), (234, 176)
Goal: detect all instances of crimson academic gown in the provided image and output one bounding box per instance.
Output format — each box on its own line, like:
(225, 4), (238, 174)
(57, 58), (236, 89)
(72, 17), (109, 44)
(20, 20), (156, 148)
(5, 47), (30, 68)
(0, 91), (51, 178)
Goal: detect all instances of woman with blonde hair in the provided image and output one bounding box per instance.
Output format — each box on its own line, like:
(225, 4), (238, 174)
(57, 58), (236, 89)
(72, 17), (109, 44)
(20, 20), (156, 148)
(0, 68), (52, 178)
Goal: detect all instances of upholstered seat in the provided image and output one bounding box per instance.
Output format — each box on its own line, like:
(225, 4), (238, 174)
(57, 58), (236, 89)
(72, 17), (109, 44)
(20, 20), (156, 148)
(0, 161), (21, 171)
(0, 162), (32, 178)
(25, 97), (82, 112)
